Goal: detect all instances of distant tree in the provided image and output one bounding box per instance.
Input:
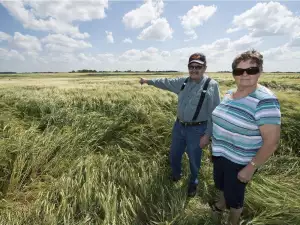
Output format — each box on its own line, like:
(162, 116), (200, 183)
(76, 69), (97, 73)
(0, 72), (16, 74)
(217, 71), (231, 73)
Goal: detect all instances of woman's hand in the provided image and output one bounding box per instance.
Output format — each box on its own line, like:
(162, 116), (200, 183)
(237, 164), (256, 183)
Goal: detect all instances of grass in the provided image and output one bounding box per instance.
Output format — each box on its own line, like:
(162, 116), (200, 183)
(0, 72), (299, 225)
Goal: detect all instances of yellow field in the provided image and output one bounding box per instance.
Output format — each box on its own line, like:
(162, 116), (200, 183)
(0, 72), (299, 225)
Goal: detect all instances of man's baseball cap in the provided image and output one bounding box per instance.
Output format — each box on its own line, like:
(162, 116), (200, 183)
(188, 53), (206, 65)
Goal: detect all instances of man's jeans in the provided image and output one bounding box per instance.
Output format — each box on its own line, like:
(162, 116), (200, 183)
(170, 120), (207, 184)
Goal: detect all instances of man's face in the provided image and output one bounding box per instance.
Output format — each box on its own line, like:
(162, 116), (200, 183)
(188, 63), (206, 81)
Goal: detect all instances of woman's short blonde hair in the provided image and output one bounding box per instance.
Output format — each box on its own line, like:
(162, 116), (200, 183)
(232, 49), (263, 70)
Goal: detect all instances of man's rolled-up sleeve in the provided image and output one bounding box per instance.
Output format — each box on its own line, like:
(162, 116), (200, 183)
(148, 77), (186, 94)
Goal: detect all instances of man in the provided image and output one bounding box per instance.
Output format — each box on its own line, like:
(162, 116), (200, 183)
(140, 53), (220, 197)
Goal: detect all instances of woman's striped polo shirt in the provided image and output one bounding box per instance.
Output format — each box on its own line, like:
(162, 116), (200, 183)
(211, 85), (281, 165)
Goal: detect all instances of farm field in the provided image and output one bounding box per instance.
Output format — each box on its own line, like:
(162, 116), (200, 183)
(0, 72), (299, 225)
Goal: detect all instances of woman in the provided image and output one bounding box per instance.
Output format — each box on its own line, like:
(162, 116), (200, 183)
(210, 50), (281, 225)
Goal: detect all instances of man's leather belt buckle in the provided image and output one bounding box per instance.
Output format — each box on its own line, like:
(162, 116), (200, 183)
(177, 118), (205, 126)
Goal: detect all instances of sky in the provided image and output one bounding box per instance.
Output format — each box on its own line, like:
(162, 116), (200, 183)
(0, 0), (300, 73)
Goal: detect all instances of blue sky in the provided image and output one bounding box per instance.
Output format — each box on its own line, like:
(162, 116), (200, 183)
(0, 0), (300, 72)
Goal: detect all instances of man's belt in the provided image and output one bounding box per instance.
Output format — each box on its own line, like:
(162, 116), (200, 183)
(176, 118), (207, 126)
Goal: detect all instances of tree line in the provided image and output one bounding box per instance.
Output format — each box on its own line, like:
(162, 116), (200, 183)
(69, 69), (180, 73)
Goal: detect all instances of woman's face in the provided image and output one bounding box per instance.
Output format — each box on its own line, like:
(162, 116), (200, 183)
(233, 59), (261, 89)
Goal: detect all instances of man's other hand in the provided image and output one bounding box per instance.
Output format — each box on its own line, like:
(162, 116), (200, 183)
(200, 134), (210, 148)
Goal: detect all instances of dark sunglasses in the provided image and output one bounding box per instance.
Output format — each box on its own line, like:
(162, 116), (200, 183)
(232, 67), (260, 76)
(188, 65), (203, 70)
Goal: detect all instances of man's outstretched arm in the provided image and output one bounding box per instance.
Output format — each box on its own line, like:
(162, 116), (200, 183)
(140, 77), (187, 94)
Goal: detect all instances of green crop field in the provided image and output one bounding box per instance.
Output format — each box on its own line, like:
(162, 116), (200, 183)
(0, 72), (299, 225)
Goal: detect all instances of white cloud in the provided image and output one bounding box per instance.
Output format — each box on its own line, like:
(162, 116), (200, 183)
(0, 0), (109, 38)
(201, 38), (230, 51)
(227, 2), (300, 37)
(180, 5), (217, 41)
(0, 48), (25, 61)
(78, 53), (99, 63)
(145, 47), (159, 54)
(123, 38), (133, 44)
(229, 35), (262, 51)
(79, 53), (93, 61)
(140, 47), (160, 60)
(226, 27), (240, 34)
(288, 33), (300, 47)
(172, 39), (229, 65)
(262, 45), (289, 60)
(119, 49), (141, 61)
(183, 30), (197, 42)
(2, 38), (300, 72)
(12, 32), (42, 52)
(179, 36), (249, 60)
(98, 53), (115, 63)
(41, 34), (92, 52)
(191, 38), (231, 60)
(161, 51), (170, 58)
(119, 47), (163, 62)
(27, 51), (39, 58)
(105, 31), (114, 44)
(262, 44), (300, 60)
(172, 35), (263, 70)
(0, 31), (11, 42)
(48, 53), (78, 63)
(261, 44), (300, 71)
(122, 0), (164, 29)
(138, 18), (173, 41)
(27, 0), (108, 22)
(98, 53), (114, 59)
(25, 51), (48, 64)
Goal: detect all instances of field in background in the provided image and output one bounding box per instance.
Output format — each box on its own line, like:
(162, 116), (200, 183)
(0, 72), (299, 225)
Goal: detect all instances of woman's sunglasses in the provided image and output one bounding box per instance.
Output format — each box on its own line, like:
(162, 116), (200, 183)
(232, 67), (260, 76)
